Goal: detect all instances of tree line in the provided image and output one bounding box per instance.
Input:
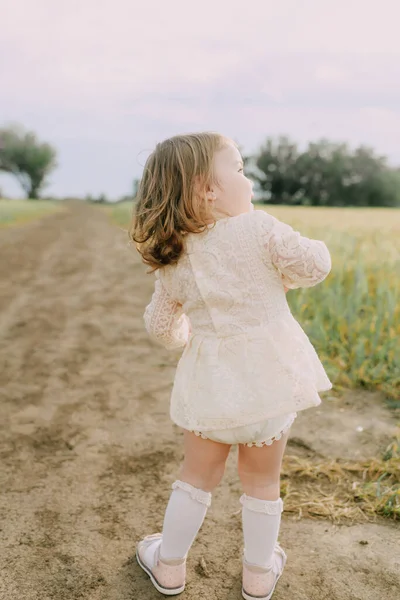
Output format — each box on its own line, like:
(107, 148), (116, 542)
(1, 125), (399, 207)
(245, 136), (400, 207)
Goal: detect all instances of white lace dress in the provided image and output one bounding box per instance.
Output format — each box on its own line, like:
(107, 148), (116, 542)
(143, 209), (333, 446)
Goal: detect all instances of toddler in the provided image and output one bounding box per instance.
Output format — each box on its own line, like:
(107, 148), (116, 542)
(129, 132), (332, 599)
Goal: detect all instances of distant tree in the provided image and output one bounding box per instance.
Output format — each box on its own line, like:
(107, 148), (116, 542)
(0, 125), (57, 199)
(87, 193), (108, 203)
(117, 194), (134, 203)
(251, 136), (300, 204)
(343, 145), (399, 207)
(132, 178), (141, 199)
(251, 136), (400, 207)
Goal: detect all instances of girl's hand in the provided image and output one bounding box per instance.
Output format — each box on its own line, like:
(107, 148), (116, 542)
(281, 274), (289, 293)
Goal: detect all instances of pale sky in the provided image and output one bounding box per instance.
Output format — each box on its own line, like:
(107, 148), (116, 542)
(1, 0), (400, 198)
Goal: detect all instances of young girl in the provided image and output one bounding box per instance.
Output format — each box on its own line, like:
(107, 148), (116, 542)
(130, 132), (332, 600)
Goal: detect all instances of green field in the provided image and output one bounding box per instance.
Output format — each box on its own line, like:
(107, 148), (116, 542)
(101, 201), (134, 228)
(104, 201), (400, 403)
(0, 199), (65, 228)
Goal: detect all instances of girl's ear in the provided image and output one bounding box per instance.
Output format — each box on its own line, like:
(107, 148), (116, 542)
(206, 189), (216, 201)
(205, 181), (217, 200)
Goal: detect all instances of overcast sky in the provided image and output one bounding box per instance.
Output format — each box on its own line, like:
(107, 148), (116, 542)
(1, 0), (400, 198)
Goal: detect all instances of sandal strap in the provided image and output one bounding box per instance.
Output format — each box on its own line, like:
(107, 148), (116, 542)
(144, 532), (162, 539)
(243, 542), (287, 575)
(138, 534), (163, 569)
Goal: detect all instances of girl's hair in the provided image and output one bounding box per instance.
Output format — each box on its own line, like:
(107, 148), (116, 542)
(129, 132), (233, 270)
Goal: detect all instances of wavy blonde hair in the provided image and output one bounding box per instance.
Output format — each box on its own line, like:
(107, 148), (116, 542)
(129, 132), (233, 270)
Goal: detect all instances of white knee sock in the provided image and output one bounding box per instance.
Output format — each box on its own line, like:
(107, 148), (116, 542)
(157, 480), (212, 562)
(240, 494), (284, 570)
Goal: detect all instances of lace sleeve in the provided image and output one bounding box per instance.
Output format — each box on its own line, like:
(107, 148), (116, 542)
(143, 275), (190, 350)
(255, 210), (332, 289)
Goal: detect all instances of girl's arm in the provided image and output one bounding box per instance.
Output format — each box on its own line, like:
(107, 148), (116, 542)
(257, 211), (332, 289)
(143, 276), (190, 350)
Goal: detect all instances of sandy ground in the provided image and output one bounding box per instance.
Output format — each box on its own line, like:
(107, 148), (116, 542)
(0, 201), (399, 600)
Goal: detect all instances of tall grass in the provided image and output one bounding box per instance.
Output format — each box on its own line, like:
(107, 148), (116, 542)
(267, 206), (400, 403)
(103, 202), (400, 402)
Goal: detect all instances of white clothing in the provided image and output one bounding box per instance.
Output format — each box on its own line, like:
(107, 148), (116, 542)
(191, 411), (297, 446)
(143, 209), (333, 433)
(160, 480), (212, 562)
(240, 494), (284, 570)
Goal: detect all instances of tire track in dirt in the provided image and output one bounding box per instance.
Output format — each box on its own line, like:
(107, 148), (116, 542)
(1, 202), (399, 600)
(0, 210), (68, 312)
(0, 230), (67, 338)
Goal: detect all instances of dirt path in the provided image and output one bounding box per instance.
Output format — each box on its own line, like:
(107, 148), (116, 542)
(0, 202), (398, 600)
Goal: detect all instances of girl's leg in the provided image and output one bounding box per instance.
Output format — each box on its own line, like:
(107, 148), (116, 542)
(178, 429), (232, 491)
(158, 430), (231, 563)
(237, 430), (290, 570)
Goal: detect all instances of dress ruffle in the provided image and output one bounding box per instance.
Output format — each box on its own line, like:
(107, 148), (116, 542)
(170, 311), (332, 432)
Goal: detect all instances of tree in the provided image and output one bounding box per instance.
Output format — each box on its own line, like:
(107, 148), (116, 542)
(251, 136), (400, 207)
(0, 125), (57, 199)
(132, 178), (141, 199)
(249, 136), (301, 204)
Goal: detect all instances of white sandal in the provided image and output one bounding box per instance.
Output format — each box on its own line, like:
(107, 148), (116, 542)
(242, 542), (287, 600)
(136, 533), (186, 596)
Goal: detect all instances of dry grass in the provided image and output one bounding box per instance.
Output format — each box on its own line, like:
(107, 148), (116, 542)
(281, 437), (400, 523)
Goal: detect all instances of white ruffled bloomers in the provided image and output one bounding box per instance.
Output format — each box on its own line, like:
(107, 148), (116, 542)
(190, 411), (297, 446)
